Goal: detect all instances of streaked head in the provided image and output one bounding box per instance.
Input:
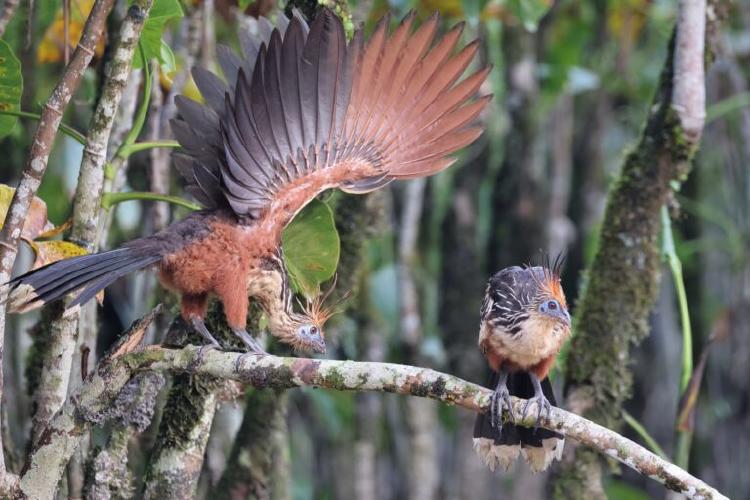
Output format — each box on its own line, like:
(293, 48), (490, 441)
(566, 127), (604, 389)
(529, 262), (570, 329)
(481, 261), (570, 334)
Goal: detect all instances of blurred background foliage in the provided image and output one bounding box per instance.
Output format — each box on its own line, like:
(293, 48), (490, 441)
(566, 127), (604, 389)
(0, 0), (748, 498)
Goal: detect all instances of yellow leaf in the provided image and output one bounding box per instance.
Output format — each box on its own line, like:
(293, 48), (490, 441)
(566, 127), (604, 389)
(24, 239), (87, 270)
(37, 0), (106, 64)
(36, 219), (73, 240)
(606, 0), (648, 47)
(0, 184), (54, 239)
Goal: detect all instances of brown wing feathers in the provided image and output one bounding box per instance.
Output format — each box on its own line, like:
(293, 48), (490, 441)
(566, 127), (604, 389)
(173, 9), (489, 220)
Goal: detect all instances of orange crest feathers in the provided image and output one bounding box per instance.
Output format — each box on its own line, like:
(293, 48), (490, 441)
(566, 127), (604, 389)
(299, 275), (351, 327)
(530, 253), (567, 307)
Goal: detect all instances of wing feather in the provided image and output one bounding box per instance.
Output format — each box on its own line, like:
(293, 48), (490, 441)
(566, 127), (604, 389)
(172, 9), (489, 225)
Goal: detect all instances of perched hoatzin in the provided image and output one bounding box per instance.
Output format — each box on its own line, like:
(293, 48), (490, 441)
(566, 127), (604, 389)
(2, 9), (489, 355)
(473, 264), (571, 473)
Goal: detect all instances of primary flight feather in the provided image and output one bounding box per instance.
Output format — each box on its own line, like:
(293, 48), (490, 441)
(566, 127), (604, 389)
(4, 9), (490, 354)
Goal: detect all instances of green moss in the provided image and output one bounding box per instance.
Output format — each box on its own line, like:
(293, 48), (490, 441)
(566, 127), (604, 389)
(216, 389), (288, 498)
(149, 373), (218, 453)
(322, 368), (347, 391)
(25, 304), (64, 414)
(244, 363), (297, 389)
(563, 30), (703, 430)
(553, 448), (605, 500)
(554, 22), (713, 498)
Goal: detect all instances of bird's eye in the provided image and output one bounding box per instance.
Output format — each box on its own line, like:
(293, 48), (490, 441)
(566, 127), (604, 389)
(310, 326), (318, 335)
(547, 300), (558, 310)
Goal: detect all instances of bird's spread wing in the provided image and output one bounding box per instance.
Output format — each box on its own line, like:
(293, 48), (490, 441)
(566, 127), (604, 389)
(173, 9), (490, 223)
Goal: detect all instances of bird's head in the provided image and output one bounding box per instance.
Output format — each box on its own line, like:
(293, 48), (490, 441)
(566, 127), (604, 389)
(290, 320), (327, 354)
(481, 259), (570, 337)
(267, 274), (351, 355)
(529, 265), (571, 330)
(289, 280), (350, 354)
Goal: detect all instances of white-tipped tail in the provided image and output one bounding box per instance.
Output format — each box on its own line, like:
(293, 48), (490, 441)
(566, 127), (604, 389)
(473, 437), (520, 472)
(521, 437), (564, 473)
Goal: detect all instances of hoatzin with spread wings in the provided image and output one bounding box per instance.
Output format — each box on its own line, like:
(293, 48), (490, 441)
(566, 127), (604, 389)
(3, 9), (490, 354)
(473, 263), (571, 473)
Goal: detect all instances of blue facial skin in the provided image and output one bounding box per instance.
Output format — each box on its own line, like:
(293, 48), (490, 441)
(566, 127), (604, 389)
(539, 299), (571, 326)
(298, 324), (326, 353)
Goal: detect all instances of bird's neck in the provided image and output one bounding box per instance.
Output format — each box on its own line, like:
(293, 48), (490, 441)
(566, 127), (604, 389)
(246, 256), (301, 345)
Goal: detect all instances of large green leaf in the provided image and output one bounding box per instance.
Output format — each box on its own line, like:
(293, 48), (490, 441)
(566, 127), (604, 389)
(282, 199), (340, 298)
(0, 40), (22, 138)
(132, 0), (183, 72)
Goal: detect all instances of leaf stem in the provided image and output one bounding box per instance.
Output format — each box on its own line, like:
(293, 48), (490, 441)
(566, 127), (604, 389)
(0, 110), (86, 144)
(661, 206), (693, 393)
(101, 191), (200, 211)
(622, 410), (668, 460)
(662, 205), (694, 470)
(115, 43), (152, 160)
(118, 140), (180, 157)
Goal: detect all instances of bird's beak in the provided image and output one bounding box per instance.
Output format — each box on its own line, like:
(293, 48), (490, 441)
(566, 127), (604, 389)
(305, 330), (326, 354)
(311, 337), (326, 354)
(559, 309), (571, 327)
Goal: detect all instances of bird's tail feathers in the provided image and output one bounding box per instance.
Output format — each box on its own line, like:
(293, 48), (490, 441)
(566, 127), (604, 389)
(2, 246), (160, 314)
(472, 371), (564, 473)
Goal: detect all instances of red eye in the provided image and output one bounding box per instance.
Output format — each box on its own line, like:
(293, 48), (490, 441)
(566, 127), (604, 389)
(310, 326), (318, 335)
(548, 301), (557, 310)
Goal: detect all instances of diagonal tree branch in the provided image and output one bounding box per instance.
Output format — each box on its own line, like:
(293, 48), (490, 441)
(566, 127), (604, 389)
(0, 0), (116, 487)
(16, 341), (728, 500)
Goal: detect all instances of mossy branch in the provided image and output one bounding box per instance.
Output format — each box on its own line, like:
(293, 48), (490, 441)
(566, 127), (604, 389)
(11, 342), (727, 500)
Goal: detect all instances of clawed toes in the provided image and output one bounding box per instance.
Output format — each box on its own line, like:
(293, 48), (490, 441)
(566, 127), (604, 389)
(523, 396), (551, 431)
(490, 389), (514, 428)
(188, 343), (219, 372)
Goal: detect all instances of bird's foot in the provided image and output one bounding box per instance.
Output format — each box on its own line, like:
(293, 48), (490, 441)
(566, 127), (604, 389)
(233, 328), (267, 371)
(490, 384), (515, 429)
(187, 316), (222, 372)
(522, 392), (552, 432)
(187, 343), (219, 373)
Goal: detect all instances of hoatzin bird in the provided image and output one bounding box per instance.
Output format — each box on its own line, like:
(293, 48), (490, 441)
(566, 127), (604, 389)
(2, 9), (489, 355)
(473, 264), (571, 473)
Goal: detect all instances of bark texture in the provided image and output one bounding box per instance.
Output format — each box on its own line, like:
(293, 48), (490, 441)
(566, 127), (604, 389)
(8, 327), (729, 500)
(215, 389), (288, 499)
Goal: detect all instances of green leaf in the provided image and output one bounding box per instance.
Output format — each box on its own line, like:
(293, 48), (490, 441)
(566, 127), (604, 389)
(282, 199), (340, 298)
(508, 0), (551, 32)
(159, 39), (177, 73)
(0, 40), (22, 138)
(132, 0), (183, 71)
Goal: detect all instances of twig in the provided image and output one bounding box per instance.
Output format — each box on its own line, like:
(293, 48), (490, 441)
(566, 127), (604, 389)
(71, 0), (154, 252)
(672, 0), (706, 143)
(0, 0), (116, 482)
(397, 179), (439, 500)
(16, 344), (728, 500)
(29, 0), (155, 446)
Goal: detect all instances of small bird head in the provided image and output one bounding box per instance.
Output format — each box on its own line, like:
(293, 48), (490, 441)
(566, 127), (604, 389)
(530, 265), (570, 329)
(290, 277), (351, 355)
(294, 322), (327, 354)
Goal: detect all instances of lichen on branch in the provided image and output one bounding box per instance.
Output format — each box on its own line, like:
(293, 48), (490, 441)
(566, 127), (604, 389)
(14, 341), (728, 500)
